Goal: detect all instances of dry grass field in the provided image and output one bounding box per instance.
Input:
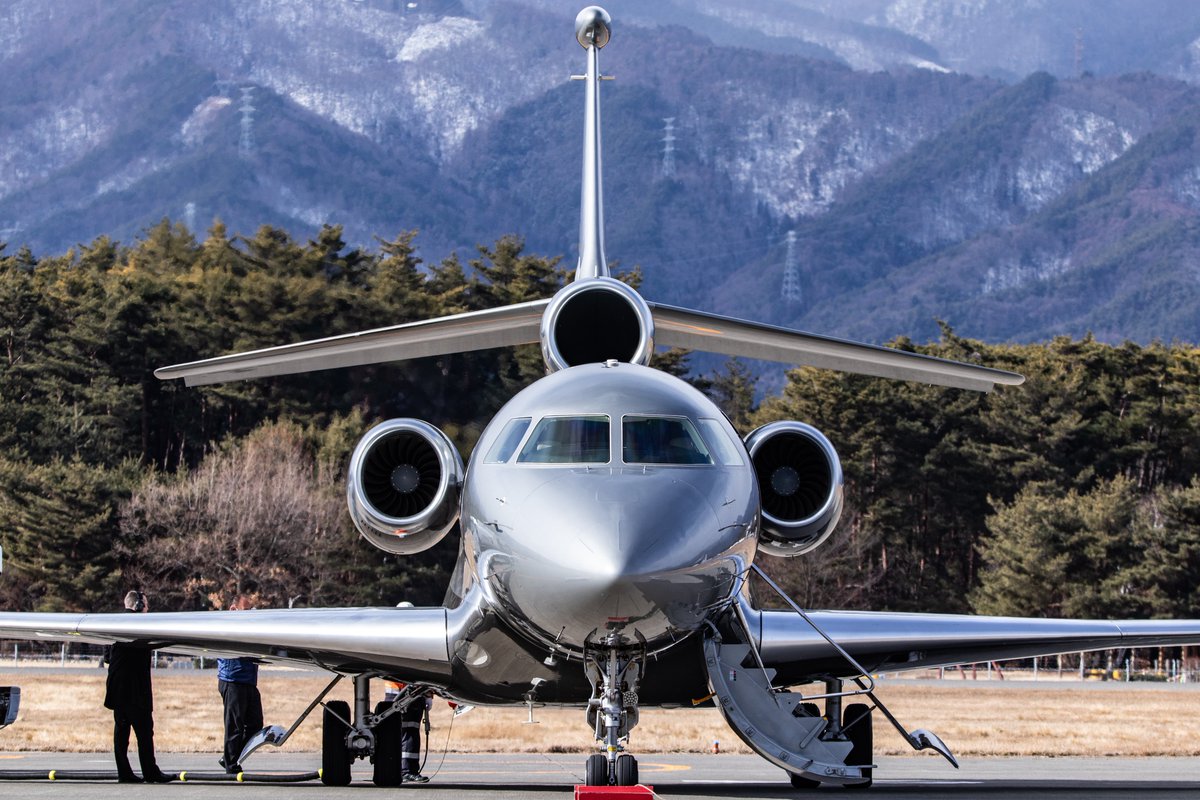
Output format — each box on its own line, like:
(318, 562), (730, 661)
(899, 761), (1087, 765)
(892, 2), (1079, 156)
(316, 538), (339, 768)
(2, 668), (1199, 758)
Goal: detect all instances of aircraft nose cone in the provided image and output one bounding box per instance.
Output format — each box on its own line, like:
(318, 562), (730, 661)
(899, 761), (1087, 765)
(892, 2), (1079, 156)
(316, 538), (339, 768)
(533, 471), (718, 578)
(493, 470), (743, 650)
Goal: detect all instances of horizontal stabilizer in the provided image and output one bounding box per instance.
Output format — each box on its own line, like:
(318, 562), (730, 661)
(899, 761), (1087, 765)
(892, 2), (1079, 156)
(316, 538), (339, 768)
(154, 300), (549, 386)
(650, 303), (1024, 392)
(156, 294), (1024, 391)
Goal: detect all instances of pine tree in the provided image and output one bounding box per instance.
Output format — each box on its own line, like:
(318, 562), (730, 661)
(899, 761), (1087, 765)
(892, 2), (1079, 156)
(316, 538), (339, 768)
(0, 456), (141, 611)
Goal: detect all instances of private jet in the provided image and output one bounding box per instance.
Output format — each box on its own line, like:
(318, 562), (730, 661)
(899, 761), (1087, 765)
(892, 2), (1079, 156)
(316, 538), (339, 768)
(2, 6), (1198, 789)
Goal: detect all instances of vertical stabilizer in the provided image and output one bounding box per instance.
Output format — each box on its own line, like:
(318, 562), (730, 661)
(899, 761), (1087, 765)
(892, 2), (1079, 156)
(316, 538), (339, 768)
(573, 7), (612, 281)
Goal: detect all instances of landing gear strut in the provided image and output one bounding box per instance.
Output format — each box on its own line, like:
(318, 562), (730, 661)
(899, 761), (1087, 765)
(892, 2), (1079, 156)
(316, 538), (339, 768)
(318, 675), (429, 787)
(582, 639), (644, 786)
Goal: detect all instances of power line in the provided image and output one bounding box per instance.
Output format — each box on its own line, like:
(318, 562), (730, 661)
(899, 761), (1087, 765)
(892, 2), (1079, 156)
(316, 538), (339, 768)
(661, 117), (676, 179)
(1074, 27), (1084, 77)
(239, 86), (256, 158)
(781, 230), (801, 303)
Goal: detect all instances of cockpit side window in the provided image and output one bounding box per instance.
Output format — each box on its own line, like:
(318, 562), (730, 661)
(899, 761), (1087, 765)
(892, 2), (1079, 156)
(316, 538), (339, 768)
(484, 417), (533, 463)
(698, 418), (744, 466)
(516, 415), (611, 464)
(622, 416), (713, 465)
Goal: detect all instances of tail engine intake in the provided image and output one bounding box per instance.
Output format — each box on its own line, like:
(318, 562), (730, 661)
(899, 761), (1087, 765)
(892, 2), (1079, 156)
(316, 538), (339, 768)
(541, 278), (654, 372)
(347, 419), (464, 555)
(744, 421), (843, 557)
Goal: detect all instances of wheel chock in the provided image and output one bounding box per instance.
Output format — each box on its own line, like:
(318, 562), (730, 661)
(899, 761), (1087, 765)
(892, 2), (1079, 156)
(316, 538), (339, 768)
(574, 785), (655, 799)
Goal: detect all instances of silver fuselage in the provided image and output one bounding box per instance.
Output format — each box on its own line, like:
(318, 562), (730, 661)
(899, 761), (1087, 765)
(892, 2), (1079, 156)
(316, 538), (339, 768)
(459, 361), (759, 658)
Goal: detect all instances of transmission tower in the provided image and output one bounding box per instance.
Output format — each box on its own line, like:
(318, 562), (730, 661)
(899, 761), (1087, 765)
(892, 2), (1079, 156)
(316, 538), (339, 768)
(661, 117), (676, 179)
(781, 230), (801, 304)
(239, 86), (256, 158)
(1074, 28), (1084, 77)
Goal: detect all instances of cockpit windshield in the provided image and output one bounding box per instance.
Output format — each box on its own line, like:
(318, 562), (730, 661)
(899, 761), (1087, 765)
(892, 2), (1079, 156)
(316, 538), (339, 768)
(517, 415), (611, 464)
(484, 417), (532, 463)
(622, 416), (713, 465)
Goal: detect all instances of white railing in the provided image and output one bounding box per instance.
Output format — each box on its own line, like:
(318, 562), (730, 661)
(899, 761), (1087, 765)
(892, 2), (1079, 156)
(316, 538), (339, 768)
(880, 653), (1200, 683)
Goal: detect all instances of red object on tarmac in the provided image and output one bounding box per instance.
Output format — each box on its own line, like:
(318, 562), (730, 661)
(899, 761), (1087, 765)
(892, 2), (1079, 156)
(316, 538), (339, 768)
(573, 785), (655, 799)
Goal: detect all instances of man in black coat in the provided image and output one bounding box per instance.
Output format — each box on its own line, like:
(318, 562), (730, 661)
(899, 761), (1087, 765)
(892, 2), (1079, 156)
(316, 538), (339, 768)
(103, 590), (172, 784)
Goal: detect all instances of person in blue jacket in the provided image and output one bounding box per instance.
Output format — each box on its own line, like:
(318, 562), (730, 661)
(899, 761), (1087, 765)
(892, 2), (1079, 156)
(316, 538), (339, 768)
(216, 597), (263, 774)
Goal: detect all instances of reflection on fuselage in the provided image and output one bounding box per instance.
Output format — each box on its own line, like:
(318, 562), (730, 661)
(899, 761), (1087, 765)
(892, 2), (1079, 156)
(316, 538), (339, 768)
(460, 362), (759, 656)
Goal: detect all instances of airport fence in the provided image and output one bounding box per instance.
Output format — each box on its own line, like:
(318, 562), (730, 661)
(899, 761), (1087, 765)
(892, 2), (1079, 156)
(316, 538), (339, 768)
(883, 650), (1200, 683)
(0, 640), (215, 670)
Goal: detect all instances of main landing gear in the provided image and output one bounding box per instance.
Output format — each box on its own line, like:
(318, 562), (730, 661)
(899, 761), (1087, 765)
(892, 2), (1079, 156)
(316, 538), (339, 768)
(784, 693), (874, 790)
(319, 674), (427, 787)
(582, 639), (644, 786)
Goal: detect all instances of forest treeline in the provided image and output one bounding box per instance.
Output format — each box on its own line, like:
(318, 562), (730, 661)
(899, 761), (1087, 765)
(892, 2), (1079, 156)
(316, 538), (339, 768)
(0, 221), (1197, 620)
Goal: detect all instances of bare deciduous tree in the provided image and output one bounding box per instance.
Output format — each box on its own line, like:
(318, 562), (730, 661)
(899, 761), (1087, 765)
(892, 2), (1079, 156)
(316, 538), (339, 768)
(120, 422), (348, 610)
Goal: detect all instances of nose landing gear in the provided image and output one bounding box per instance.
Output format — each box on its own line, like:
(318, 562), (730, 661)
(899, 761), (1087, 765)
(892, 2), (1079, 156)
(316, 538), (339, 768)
(582, 639), (644, 786)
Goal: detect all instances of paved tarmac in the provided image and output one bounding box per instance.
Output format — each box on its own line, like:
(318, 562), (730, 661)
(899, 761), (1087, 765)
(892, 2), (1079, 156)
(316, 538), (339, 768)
(0, 752), (1196, 798)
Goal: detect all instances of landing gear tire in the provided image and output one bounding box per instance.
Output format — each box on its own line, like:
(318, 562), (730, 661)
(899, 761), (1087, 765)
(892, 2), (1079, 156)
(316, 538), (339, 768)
(843, 702), (873, 789)
(321, 700), (353, 787)
(585, 753), (608, 786)
(789, 772), (822, 789)
(615, 753), (638, 786)
(371, 700), (403, 787)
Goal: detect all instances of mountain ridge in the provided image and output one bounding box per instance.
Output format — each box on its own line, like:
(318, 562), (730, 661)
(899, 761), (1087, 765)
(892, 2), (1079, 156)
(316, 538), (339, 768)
(2, 1), (1199, 345)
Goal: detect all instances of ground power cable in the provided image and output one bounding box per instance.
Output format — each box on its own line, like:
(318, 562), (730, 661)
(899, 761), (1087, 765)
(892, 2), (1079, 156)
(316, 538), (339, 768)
(0, 769), (320, 783)
(422, 704), (456, 781)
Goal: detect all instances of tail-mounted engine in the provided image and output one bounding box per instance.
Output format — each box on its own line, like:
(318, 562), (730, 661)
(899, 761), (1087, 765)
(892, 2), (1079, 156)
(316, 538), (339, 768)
(540, 278), (654, 372)
(744, 421), (843, 557)
(347, 419), (464, 555)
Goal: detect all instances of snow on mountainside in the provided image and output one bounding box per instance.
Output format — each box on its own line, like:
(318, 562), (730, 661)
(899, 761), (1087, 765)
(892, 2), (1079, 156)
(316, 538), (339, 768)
(2, 0), (1200, 344)
(182, 0), (562, 161)
(708, 71), (1200, 344)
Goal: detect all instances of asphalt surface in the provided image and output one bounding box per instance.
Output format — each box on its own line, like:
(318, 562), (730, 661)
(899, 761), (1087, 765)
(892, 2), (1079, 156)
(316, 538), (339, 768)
(0, 752), (1196, 798)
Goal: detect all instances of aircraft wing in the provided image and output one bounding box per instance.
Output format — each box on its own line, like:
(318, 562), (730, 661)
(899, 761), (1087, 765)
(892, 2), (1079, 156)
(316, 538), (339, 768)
(154, 300), (550, 386)
(649, 304), (1024, 392)
(751, 608), (1200, 682)
(0, 608), (452, 684)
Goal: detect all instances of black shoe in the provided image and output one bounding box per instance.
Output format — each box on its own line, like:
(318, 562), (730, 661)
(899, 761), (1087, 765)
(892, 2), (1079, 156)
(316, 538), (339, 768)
(225, 765), (242, 775)
(117, 774), (142, 784)
(145, 771), (174, 783)
(403, 773), (430, 783)
(218, 757), (226, 769)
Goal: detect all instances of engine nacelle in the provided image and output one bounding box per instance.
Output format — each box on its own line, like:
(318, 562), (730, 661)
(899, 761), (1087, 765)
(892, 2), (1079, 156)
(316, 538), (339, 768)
(744, 421), (843, 557)
(347, 419), (464, 556)
(540, 277), (654, 372)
